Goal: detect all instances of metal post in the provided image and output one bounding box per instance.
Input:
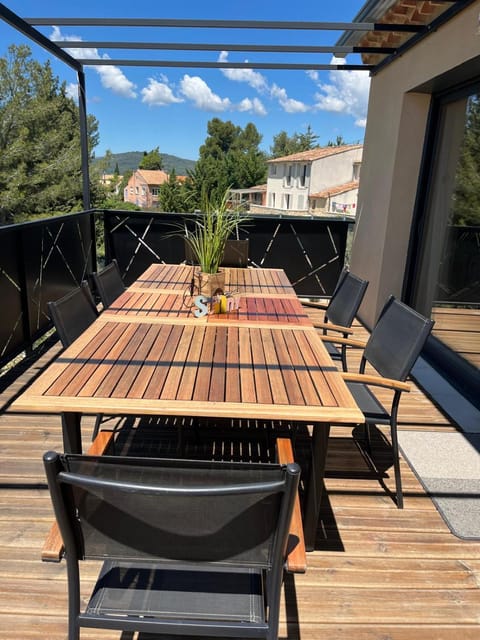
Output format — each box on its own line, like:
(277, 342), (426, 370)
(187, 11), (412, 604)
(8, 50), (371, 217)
(77, 69), (91, 211)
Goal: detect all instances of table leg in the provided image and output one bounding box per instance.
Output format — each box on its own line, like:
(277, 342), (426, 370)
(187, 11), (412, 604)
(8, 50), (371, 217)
(303, 422), (331, 551)
(61, 412), (82, 453)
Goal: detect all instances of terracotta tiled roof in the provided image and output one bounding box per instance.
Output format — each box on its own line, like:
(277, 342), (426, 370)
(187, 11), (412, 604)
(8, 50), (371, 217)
(357, 1), (452, 65)
(136, 169), (169, 185)
(310, 181), (359, 199)
(268, 144), (362, 164)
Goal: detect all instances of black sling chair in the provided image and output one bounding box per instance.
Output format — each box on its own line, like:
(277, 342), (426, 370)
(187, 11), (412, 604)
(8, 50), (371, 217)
(44, 452), (300, 640)
(92, 258), (126, 309)
(326, 296), (434, 508)
(302, 269), (369, 371)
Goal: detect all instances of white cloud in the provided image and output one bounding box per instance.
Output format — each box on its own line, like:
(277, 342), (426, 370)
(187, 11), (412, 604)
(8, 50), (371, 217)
(219, 51), (307, 114)
(141, 78), (184, 106)
(50, 27), (137, 99)
(218, 51), (268, 91)
(311, 56), (370, 127)
(238, 97), (267, 115)
(270, 84), (309, 114)
(65, 82), (78, 101)
(180, 75), (231, 112)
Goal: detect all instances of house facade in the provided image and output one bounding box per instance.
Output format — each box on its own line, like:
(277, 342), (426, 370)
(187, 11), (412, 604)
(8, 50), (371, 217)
(124, 169), (169, 208)
(345, 0), (479, 411)
(259, 145), (362, 215)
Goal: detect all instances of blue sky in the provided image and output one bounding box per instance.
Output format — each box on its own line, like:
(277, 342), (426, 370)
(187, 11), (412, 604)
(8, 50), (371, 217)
(1, 1), (371, 161)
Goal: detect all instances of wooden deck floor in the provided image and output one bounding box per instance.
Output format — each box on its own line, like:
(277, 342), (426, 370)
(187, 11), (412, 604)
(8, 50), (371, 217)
(0, 316), (479, 639)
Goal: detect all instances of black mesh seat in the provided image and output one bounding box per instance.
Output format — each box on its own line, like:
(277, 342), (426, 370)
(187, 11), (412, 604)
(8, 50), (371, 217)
(47, 281), (98, 348)
(304, 270), (368, 371)
(340, 296), (434, 508)
(92, 258), (126, 309)
(44, 452), (300, 640)
(321, 271), (368, 370)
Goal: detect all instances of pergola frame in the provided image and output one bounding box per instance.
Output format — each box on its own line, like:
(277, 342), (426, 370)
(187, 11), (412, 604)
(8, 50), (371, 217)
(0, 1), (473, 209)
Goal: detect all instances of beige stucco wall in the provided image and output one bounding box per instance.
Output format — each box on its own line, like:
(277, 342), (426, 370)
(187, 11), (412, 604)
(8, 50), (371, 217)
(266, 147), (362, 211)
(350, 1), (480, 328)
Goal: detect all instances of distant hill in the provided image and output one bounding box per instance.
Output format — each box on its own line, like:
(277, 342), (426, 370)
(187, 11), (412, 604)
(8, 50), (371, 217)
(94, 151), (196, 176)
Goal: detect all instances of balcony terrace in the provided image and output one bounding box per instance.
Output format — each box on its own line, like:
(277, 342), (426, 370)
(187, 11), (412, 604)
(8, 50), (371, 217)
(1, 2), (479, 638)
(0, 301), (479, 639)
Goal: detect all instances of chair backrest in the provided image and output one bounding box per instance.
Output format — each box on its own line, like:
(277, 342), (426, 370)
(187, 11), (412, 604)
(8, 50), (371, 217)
(47, 282), (98, 348)
(220, 239), (249, 268)
(325, 270), (369, 328)
(92, 259), (125, 308)
(363, 296), (434, 381)
(44, 452), (299, 569)
(185, 239), (249, 268)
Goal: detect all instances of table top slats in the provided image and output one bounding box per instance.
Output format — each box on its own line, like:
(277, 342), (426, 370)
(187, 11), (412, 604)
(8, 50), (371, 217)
(225, 326), (241, 404)
(142, 324), (185, 399)
(110, 323), (160, 398)
(11, 264), (364, 425)
(161, 324), (195, 400)
(93, 322), (151, 399)
(249, 328), (273, 405)
(270, 329), (305, 406)
(258, 328), (289, 405)
(282, 329), (323, 407)
(127, 324), (176, 399)
(209, 324), (228, 402)
(292, 330), (338, 407)
(192, 326), (216, 402)
(176, 325), (207, 401)
(239, 327), (257, 404)
(45, 322), (131, 397)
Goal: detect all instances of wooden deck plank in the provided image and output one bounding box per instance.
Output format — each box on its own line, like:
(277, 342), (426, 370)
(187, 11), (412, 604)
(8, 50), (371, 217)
(1, 270), (478, 640)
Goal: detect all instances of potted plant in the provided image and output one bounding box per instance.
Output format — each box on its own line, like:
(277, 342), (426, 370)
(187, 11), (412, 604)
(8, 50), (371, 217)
(184, 189), (248, 297)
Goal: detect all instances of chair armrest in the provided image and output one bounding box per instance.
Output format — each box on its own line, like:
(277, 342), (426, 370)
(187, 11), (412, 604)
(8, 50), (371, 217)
(300, 299), (328, 310)
(341, 372), (411, 392)
(313, 322), (354, 335)
(41, 430), (115, 562)
(276, 438), (306, 574)
(317, 334), (367, 348)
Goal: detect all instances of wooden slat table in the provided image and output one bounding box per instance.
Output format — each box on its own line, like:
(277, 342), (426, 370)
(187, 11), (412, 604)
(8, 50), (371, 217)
(12, 263), (363, 550)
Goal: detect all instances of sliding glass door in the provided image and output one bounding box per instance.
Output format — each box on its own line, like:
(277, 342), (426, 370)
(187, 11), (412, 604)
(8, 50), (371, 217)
(411, 83), (480, 373)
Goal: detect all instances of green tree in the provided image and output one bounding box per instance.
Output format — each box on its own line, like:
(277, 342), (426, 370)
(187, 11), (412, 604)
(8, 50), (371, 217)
(139, 146), (163, 170)
(117, 168), (133, 198)
(188, 118), (267, 208)
(327, 135), (347, 147)
(453, 94), (480, 226)
(270, 125), (319, 158)
(159, 169), (188, 212)
(0, 44), (99, 223)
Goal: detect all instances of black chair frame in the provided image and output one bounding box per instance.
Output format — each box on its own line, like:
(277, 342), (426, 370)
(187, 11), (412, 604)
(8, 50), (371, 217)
(324, 296), (434, 508)
(44, 452), (300, 640)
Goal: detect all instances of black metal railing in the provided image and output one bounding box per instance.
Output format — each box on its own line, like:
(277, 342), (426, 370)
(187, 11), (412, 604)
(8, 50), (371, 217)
(0, 209), (352, 369)
(102, 210), (351, 294)
(0, 211), (96, 368)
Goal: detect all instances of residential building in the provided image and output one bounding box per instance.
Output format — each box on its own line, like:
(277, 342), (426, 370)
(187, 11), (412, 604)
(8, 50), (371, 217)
(257, 145), (362, 216)
(229, 184), (267, 209)
(124, 169), (169, 208)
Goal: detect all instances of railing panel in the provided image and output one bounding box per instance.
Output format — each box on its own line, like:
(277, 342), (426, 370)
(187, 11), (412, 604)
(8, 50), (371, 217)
(0, 212), (95, 367)
(103, 210), (351, 297)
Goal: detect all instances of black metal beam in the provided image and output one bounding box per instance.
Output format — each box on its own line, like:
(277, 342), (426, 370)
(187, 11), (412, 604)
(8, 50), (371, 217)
(25, 17), (425, 33)
(0, 3), (82, 71)
(77, 70), (91, 211)
(77, 59), (373, 71)
(52, 40), (397, 55)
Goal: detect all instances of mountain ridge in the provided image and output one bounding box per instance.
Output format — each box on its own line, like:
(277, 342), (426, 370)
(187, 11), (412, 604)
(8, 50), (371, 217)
(94, 151), (196, 176)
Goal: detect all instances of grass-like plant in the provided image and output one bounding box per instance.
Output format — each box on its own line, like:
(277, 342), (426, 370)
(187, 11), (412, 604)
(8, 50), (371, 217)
(184, 189), (248, 274)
